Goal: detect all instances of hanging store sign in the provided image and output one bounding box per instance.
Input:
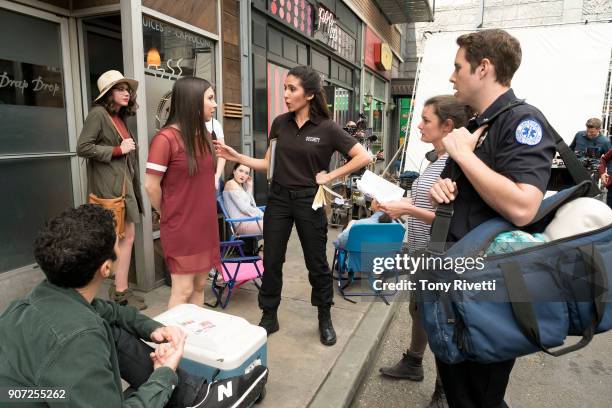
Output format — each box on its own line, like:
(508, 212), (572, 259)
(374, 43), (392, 71)
(364, 27), (391, 80)
(0, 59), (64, 107)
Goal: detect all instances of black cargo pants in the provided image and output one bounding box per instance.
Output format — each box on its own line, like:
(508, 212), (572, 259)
(258, 182), (333, 311)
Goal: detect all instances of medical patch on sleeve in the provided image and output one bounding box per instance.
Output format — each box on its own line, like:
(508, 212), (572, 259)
(515, 119), (543, 145)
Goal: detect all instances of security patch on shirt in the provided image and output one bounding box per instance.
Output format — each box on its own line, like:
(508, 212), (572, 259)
(515, 119), (543, 145)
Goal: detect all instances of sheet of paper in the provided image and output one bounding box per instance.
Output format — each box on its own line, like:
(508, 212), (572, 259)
(356, 170), (405, 203)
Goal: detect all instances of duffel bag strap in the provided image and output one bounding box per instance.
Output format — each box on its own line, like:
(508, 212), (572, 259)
(500, 262), (593, 356)
(545, 119), (600, 197)
(427, 100), (526, 254)
(428, 203), (453, 255)
(578, 244), (608, 326)
(500, 246), (608, 356)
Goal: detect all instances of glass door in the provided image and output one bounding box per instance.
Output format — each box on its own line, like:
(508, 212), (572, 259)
(79, 15), (123, 115)
(0, 6), (77, 274)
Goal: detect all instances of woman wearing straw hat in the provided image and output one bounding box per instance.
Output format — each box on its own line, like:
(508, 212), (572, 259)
(77, 70), (146, 309)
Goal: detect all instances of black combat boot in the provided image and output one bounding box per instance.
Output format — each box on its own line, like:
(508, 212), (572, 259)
(258, 309), (279, 336)
(317, 305), (336, 346)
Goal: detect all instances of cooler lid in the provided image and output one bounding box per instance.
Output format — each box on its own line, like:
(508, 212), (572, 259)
(152, 304), (267, 370)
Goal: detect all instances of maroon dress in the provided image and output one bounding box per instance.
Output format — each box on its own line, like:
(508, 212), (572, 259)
(146, 127), (221, 275)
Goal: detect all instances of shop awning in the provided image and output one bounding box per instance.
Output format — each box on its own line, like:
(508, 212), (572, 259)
(391, 78), (415, 96)
(374, 0), (434, 24)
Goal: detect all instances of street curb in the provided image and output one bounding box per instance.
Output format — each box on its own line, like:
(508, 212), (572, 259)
(307, 289), (408, 408)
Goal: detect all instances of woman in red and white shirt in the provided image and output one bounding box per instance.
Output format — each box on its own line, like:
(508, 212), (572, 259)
(145, 77), (221, 308)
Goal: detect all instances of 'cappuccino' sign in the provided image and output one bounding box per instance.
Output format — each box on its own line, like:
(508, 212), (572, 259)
(142, 16), (213, 50)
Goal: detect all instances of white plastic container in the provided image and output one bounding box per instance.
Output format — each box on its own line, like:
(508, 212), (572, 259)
(151, 304), (267, 381)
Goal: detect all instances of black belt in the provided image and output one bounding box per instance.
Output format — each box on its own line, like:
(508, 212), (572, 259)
(271, 182), (318, 199)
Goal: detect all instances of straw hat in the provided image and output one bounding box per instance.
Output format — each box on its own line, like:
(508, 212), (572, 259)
(94, 70), (139, 102)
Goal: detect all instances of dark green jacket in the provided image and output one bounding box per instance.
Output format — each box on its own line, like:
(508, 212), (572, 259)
(0, 281), (177, 407)
(77, 106), (143, 223)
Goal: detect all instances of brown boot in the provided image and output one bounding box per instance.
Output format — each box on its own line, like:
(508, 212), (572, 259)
(109, 284), (145, 302)
(109, 286), (147, 310)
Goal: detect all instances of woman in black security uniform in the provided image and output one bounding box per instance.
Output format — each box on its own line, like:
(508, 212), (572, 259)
(214, 66), (371, 345)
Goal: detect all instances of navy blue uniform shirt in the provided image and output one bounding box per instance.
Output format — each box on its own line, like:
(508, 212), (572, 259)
(440, 89), (556, 243)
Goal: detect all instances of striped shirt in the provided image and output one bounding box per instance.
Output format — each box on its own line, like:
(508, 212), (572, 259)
(406, 154), (448, 253)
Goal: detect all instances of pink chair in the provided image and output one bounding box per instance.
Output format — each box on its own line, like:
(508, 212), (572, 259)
(207, 240), (264, 309)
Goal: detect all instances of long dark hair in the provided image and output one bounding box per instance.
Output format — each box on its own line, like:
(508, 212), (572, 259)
(424, 95), (474, 129)
(287, 65), (331, 120)
(165, 77), (216, 176)
(228, 162), (251, 185)
(95, 83), (138, 118)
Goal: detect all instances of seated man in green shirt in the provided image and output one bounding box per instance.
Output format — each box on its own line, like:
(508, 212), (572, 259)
(0, 204), (267, 408)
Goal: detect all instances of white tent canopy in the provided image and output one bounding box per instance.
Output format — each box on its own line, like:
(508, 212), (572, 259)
(404, 23), (612, 173)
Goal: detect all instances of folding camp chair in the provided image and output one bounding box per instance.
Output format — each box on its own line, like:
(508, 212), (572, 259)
(207, 240), (264, 309)
(216, 181), (264, 256)
(331, 223), (405, 304)
(217, 182), (266, 241)
(206, 182), (267, 308)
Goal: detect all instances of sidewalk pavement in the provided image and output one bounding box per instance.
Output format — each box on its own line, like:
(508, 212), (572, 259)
(352, 299), (612, 408)
(101, 225), (390, 408)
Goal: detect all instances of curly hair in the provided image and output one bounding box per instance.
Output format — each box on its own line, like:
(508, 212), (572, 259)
(95, 84), (138, 118)
(34, 204), (117, 288)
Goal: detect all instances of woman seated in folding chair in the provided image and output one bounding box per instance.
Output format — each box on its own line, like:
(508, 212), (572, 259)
(223, 163), (264, 236)
(223, 163), (264, 257)
(376, 95), (474, 408)
(332, 199), (393, 249)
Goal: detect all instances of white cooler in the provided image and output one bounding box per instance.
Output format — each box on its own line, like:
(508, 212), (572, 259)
(151, 304), (267, 381)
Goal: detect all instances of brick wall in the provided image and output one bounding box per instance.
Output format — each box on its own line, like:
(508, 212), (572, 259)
(344, 0), (402, 56)
(221, 0), (241, 152)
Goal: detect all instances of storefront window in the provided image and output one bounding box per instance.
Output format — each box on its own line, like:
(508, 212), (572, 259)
(313, 5), (356, 63)
(325, 86), (351, 126)
(0, 9), (68, 155)
(371, 99), (384, 154)
(0, 158), (73, 273)
(142, 15), (216, 139)
(267, 62), (289, 133)
(0, 8), (73, 273)
(143, 16), (215, 81)
(398, 98), (412, 146)
(362, 72), (387, 155)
